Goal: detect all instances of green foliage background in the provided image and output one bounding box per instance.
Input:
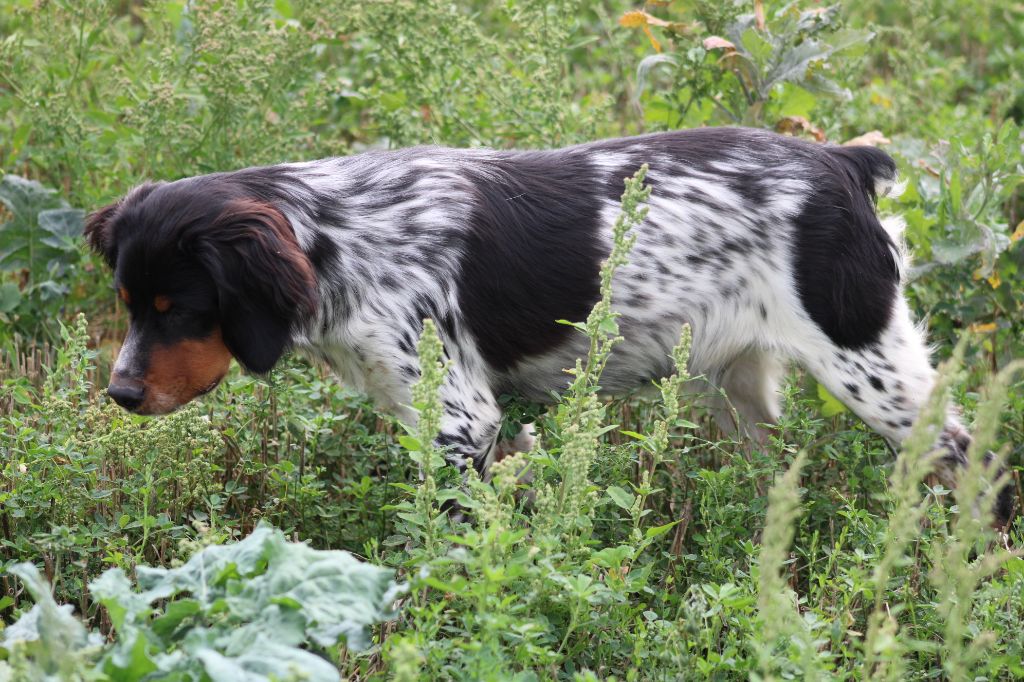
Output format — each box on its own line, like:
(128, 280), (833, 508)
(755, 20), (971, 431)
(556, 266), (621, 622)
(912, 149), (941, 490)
(1, 0), (1023, 680)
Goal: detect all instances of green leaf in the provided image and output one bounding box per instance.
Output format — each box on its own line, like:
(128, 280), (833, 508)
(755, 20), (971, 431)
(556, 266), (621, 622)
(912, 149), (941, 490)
(740, 27), (773, 64)
(150, 598), (201, 639)
(817, 382), (848, 417)
(555, 319), (588, 332)
(606, 485), (635, 511)
(635, 53), (679, 100)
(931, 230), (988, 265)
(775, 82), (818, 118)
(90, 568), (151, 631)
(1006, 557), (1024, 577)
(37, 208), (85, 243)
(0, 283), (21, 313)
(0, 175), (70, 271)
(1, 563), (104, 676)
(273, 0), (295, 19)
(197, 636), (341, 682)
(645, 520), (681, 539)
(102, 626), (158, 679)
(598, 316), (619, 335)
(91, 524), (405, 679)
(826, 27), (875, 53)
(949, 170), (962, 217)
(399, 435), (422, 452)
(590, 545), (634, 569)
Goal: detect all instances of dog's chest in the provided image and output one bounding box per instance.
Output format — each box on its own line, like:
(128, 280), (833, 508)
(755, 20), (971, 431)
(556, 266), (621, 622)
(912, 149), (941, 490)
(297, 337), (414, 418)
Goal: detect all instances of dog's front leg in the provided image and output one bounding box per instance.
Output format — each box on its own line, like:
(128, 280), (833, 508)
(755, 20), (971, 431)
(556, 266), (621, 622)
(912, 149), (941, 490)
(362, 332), (501, 511)
(334, 334), (498, 478)
(435, 361), (503, 478)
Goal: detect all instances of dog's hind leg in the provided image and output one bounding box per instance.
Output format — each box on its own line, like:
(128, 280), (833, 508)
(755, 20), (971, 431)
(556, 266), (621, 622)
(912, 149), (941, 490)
(792, 297), (1015, 526)
(714, 347), (787, 442)
(489, 422), (536, 467)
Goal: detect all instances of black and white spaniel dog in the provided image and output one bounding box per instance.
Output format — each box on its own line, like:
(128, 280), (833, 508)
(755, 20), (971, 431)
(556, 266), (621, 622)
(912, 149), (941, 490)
(84, 127), (1015, 526)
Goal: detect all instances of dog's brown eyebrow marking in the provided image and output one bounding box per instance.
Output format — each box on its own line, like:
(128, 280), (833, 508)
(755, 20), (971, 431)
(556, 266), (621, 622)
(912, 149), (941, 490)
(118, 287), (131, 305)
(154, 295), (172, 313)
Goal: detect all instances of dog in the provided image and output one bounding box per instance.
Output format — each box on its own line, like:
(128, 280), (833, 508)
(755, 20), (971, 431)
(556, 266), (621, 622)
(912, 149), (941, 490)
(84, 127), (1015, 526)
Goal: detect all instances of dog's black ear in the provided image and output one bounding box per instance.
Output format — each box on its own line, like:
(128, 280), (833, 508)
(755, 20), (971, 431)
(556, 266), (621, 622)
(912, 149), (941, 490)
(85, 183), (164, 268)
(193, 199), (317, 373)
(84, 202), (121, 267)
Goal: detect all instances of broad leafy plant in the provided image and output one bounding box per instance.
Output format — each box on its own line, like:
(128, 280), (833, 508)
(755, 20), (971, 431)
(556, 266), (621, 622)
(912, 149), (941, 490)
(0, 176), (86, 338)
(0, 525), (402, 682)
(628, 2), (872, 128)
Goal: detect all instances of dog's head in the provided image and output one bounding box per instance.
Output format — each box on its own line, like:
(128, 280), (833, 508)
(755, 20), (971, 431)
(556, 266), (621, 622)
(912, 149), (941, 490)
(85, 178), (317, 415)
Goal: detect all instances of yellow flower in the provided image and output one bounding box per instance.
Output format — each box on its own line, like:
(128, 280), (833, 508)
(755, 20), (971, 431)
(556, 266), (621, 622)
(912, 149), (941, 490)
(619, 10), (670, 52)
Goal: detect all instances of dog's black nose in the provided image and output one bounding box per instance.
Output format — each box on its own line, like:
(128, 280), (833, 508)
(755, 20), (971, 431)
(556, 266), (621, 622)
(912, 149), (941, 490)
(108, 380), (145, 411)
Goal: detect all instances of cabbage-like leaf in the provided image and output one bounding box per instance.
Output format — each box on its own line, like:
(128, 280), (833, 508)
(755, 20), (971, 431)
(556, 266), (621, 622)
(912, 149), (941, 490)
(1, 525), (403, 682)
(93, 523), (405, 681)
(0, 176), (81, 272)
(0, 563), (104, 681)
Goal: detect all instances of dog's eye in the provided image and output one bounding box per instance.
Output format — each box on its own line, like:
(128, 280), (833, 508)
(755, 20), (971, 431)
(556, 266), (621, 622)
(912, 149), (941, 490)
(154, 295), (173, 313)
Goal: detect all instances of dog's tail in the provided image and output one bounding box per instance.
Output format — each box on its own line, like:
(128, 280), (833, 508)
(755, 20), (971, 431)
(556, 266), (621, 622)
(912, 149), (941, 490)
(825, 143), (908, 278)
(825, 144), (903, 201)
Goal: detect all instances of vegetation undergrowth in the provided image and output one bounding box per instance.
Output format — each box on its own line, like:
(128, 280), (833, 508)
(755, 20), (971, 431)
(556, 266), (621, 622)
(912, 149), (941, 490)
(2, 0), (1024, 680)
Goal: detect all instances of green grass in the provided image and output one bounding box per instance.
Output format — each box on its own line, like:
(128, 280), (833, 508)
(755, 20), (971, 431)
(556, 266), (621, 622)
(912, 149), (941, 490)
(2, 0), (1024, 680)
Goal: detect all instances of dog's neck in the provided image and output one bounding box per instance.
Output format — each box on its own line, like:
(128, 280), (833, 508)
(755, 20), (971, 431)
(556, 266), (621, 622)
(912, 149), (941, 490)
(241, 153), (474, 388)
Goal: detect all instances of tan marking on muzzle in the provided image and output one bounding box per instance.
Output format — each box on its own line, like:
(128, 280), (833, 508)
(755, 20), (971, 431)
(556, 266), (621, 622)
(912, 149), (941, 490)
(136, 328), (232, 415)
